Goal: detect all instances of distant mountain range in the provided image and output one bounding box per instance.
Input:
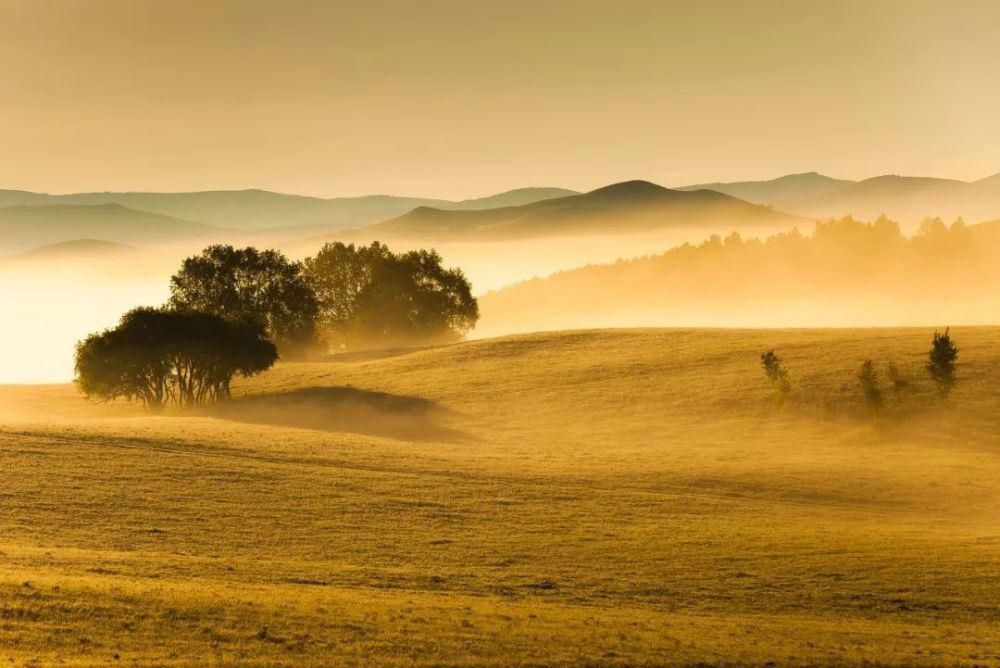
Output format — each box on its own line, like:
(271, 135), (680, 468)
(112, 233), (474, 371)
(364, 180), (798, 240)
(6, 172), (1000, 255)
(0, 203), (225, 253)
(0, 186), (577, 232)
(679, 171), (1000, 223)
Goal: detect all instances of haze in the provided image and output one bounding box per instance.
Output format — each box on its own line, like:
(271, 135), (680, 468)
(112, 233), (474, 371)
(2, 0), (1000, 198)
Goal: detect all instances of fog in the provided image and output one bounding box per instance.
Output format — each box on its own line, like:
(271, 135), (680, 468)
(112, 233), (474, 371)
(477, 218), (1000, 337)
(1, 218), (994, 384)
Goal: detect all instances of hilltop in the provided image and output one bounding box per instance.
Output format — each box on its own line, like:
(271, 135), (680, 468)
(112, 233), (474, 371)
(365, 179), (799, 240)
(678, 171), (856, 204)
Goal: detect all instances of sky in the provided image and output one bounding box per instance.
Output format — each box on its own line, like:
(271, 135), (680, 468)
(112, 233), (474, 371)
(1, 0), (999, 199)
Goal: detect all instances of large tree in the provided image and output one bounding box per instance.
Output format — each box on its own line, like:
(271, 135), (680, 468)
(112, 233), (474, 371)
(75, 307), (277, 410)
(302, 242), (479, 350)
(169, 245), (319, 355)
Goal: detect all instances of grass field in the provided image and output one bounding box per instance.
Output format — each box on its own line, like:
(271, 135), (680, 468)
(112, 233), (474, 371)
(1, 328), (999, 666)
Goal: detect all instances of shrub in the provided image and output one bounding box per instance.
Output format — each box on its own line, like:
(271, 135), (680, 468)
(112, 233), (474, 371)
(760, 350), (791, 407)
(857, 359), (884, 422)
(926, 328), (958, 399)
(885, 360), (911, 400)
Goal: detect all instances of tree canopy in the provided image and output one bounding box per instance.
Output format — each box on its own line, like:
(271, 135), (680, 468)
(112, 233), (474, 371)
(169, 245), (319, 356)
(75, 307), (277, 410)
(301, 241), (479, 349)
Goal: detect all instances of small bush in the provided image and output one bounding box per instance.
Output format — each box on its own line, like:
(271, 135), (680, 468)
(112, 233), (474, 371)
(926, 328), (958, 399)
(885, 360), (912, 400)
(760, 350), (791, 407)
(857, 359), (884, 422)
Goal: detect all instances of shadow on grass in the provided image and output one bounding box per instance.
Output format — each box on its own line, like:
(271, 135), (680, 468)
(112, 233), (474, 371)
(212, 386), (470, 443)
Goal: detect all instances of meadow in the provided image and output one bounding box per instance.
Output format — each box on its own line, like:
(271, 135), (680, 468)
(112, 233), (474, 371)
(1, 327), (999, 666)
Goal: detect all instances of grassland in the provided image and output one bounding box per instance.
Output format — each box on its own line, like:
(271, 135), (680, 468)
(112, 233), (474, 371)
(1, 328), (999, 666)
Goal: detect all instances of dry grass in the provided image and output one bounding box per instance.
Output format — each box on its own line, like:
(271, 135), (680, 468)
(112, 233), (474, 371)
(1, 327), (999, 666)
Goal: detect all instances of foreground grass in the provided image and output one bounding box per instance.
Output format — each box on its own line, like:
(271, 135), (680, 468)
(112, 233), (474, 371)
(1, 327), (999, 666)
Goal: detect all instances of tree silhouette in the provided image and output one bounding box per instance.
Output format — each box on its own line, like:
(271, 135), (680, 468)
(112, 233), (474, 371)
(302, 242), (479, 350)
(926, 328), (958, 399)
(75, 307), (277, 410)
(169, 245), (318, 356)
(760, 349), (791, 407)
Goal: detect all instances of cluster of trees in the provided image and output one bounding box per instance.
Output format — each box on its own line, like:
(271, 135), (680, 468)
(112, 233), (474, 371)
(301, 242), (479, 350)
(76, 308), (277, 411)
(761, 329), (959, 422)
(75, 242), (478, 409)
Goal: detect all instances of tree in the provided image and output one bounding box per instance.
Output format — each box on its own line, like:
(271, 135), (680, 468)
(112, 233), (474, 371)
(760, 349), (791, 407)
(75, 307), (277, 410)
(926, 328), (958, 399)
(169, 245), (319, 356)
(302, 242), (479, 350)
(857, 359), (884, 422)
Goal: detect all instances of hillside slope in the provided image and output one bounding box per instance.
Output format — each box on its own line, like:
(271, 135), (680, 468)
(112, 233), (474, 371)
(367, 180), (799, 240)
(477, 217), (1000, 335)
(0, 203), (225, 252)
(0, 328), (998, 664)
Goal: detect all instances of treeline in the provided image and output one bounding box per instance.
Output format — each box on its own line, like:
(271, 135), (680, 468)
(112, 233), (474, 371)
(478, 216), (1000, 332)
(75, 242), (478, 409)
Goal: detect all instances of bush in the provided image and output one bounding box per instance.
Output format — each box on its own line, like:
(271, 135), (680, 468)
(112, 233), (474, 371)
(857, 359), (884, 422)
(760, 350), (791, 407)
(926, 328), (958, 399)
(885, 360), (911, 400)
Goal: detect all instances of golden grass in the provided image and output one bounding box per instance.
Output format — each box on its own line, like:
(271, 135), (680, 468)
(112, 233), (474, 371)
(1, 327), (999, 666)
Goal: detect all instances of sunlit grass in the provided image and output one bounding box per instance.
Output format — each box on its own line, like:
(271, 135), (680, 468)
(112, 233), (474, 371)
(1, 327), (998, 665)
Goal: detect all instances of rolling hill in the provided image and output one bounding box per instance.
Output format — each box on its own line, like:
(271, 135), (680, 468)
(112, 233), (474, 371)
(776, 175), (1000, 223)
(364, 180), (800, 240)
(13, 238), (139, 261)
(0, 186), (577, 233)
(0, 203), (226, 253)
(678, 171), (856, 204)
(679, 172), (1000, 224)
(1, 328), (998, 664)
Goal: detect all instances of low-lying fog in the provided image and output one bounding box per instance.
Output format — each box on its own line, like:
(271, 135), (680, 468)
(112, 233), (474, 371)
(1, 218), (994, 384)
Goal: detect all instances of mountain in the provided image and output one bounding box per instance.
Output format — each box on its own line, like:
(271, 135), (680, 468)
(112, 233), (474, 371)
(778, 175), (986, 223)
(0, 187), (577, 233)
(449, 187), (579, 210)
(680, 172), (1000, 224)
(14, 239), (138, 261)
(363, 180), (799, 240)
(678, 172), (855, 204)
(0, 203), (225, 253)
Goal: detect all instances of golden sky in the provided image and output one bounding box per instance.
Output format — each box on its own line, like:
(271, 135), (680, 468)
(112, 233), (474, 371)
(1, 0), (999, 198)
